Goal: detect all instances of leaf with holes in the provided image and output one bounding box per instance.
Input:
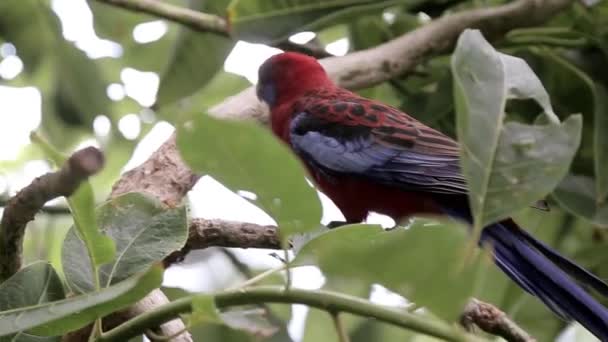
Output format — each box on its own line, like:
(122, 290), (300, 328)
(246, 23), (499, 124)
(62, 193), (187, 293)
(452, 29), (582, 234)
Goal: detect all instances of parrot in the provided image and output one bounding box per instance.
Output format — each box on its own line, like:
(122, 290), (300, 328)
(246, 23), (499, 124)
(256, 51), (608, 339)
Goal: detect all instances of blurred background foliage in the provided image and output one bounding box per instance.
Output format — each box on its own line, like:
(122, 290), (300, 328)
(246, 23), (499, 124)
(0, 0), (607, 341)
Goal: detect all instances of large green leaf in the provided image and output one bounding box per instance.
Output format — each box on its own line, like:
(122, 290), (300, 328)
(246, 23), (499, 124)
(31, 134), (116, 269)
(452, 29), (582, 233)
(0, 265), (163, 337)
(294, 219), (493, 321)
(177, 114), (322, 242)
(62, 193), (188, 293)
(553, 175), (608, 227)
(229, 0), (402, 43)
(0, 263), (64, 342)
(155, 0), (234, 108)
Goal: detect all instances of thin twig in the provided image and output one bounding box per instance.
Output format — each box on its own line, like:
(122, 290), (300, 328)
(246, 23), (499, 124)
(461, 298), (536, 342)
(0, 146), (104, 281)
(94, 0), (229, 36)
(0, 198), (71, 215)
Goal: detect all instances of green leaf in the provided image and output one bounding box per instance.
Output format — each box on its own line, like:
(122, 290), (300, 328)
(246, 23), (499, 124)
(0, 265), (163, 337)
(553, 175), (608, 227)
(31, 134), (116, 268)
(191, 295), (223, 324)
(155, 0), (235, 107)
(452, 29), (582, 232)
(62, 193), (188, 293)
(593, 83), (608, 202)
(0, 262), (64, 342)
(229, 0), (399, 43)
(294, 219), (491, 321)
(177, 114), (322, 242)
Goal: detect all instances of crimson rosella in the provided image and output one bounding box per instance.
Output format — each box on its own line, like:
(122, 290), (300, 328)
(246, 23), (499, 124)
(256, 52), (608, 339)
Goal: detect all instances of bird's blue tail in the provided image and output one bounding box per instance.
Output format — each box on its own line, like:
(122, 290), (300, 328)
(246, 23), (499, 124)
(481, 220), (608, 340)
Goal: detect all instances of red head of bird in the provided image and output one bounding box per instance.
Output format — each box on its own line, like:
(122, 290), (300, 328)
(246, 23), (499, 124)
(256, 52), (333, 139)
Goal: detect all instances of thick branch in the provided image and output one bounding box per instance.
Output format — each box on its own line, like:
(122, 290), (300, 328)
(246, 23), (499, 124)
(461, 299), (536, 342)
(0, 147), (104, 281)
(98, 286), (472, 342)
(94, 0), (229, 36)
(164, 219), (280, 265)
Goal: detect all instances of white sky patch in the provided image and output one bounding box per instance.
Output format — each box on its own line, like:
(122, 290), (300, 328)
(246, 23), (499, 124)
(367, 212), (396, 228)
(133, 20), (168, 44)
(224, 41), (283, 84)
(74, 138), (100, 151)
(289, 31), (316, 45)
(382, 10), (397, 25)
(5, 159), (51, 195)
(93, 115), (111, 137)
(189, 176), (277, 225)
(0, 55), (23, 80)
(122, 121), (174, 171)
(118, 113), (141, 140)
(325, 38), (349, 56)
(318, 191), (345, 224)
(51, 0), (122, 59)
(417, 12), (432, 23)
(0, 86), (41, 161)
(106, 83), (125, 101)
(120, 67), (159, 107)
(0, 43), (16, 57)
(370, 284), (410, 307)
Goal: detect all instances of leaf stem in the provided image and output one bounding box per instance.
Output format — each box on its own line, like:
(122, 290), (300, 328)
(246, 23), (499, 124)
(97, 286), (473, 342)
(331, 312), (351, 342)
(229, 264), (287, 290)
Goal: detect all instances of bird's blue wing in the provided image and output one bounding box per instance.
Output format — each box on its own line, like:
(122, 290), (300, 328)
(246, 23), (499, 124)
(289, 110), (467, 195)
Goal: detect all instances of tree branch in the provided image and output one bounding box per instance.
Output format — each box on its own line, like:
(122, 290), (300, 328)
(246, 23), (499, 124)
(94, 0), (229, 36)
(164, 218), (280, 266)
(0, 147), (104, 281)
(461, 299), (536, 342)
(98, 286), (472, 342)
